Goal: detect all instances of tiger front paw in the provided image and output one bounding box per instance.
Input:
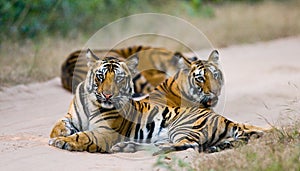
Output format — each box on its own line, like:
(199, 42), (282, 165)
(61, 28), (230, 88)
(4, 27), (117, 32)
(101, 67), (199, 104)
(48, 137), (82, 151)
(50, 119), (78, 138)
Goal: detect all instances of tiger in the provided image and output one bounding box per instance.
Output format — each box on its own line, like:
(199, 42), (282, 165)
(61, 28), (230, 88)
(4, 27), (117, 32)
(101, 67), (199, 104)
(61, 45), (151, 93)
(49, 49), (270, 154)
(147, 49), (223, 108)
(61, 45), (197, 97)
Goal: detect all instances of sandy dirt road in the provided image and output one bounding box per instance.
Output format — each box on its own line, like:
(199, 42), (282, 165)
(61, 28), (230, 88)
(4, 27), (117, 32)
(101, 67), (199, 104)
(1, 36), (300, 170)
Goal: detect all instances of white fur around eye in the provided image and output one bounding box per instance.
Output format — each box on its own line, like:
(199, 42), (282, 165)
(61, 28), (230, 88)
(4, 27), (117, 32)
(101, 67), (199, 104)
(115, 75), (125, 82)
(213, 72), (219, 79)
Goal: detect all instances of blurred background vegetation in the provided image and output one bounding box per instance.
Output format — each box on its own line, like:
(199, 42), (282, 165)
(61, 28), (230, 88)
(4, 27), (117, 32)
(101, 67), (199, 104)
(0, 0), (300, 87)
(0, 0), (291, 42)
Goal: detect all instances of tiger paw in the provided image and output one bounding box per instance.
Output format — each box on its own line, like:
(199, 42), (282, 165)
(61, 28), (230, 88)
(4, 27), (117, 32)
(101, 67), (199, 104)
(50, 119), (78, 138)
(206, 140), (233, 153)
(217, 140), (233, 150)
(111, 142), (140, 153)
(48, 137), (81, 151)
(206, 146), (222, 153)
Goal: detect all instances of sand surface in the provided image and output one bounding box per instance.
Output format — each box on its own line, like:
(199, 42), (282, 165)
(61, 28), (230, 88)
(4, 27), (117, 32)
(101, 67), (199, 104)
(1, 36), (300, 170)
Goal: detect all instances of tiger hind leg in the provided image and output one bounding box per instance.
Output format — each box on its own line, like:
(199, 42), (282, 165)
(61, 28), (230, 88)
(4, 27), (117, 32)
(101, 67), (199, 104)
(235, 123), (273, 142)
(206, 140), (233, 153)
(206, 124), (271, 153)
(205, 123), (272, 153)
(205, 138), (247, 153)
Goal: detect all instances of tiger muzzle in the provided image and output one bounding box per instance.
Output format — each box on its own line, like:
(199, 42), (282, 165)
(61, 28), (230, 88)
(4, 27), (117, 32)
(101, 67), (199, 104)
(201, 95), (218, 107)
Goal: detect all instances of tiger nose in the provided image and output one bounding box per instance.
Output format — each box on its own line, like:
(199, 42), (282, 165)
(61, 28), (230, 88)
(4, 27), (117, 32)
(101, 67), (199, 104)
(102, 92), (113, 99)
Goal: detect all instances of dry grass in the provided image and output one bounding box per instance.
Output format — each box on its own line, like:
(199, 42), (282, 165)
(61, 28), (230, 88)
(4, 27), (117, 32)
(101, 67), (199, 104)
(0, 1), (300, 87)
(0, 36), (85, 88)
(191, 121), (300, 171)
(192, 0), (300, 47)
(152, 119), (300, 171)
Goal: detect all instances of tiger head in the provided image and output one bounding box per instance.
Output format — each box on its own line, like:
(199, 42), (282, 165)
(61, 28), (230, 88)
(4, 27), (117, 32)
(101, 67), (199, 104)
(180, 50), (224, 107)
(84, 49), (138, 109)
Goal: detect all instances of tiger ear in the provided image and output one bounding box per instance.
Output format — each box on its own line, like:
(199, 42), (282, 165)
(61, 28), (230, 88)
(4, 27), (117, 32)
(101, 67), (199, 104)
(125, 54), (139, 75)
(86, 48), (100, 68)
(176, 52), (192, 70)
(208, 50), (219, 65)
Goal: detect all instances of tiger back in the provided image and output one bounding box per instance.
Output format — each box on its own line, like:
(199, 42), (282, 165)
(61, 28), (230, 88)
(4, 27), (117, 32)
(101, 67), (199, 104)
(61, 45), (191, 96)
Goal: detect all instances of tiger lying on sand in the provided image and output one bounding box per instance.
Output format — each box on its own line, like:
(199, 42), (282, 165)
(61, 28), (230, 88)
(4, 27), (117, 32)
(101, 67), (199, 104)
(49, 49), (270, 155)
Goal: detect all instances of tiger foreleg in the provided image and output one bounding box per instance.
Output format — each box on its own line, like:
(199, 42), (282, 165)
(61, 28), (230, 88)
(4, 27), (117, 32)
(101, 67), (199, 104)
(50, 113), (78, 138)
(49, 129), (121, 153)
(49, 131), (101, 152)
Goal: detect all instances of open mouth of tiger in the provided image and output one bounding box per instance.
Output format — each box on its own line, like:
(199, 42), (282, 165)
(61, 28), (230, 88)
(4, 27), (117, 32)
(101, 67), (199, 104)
(100, 101), (114, 108)
(98, 100), (114, 109)
(96, 95), (114, 108)
(201, 96), (218, 108)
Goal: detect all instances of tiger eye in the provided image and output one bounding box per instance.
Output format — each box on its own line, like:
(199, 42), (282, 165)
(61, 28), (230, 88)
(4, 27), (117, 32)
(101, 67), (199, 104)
(195, 75), (205, 83)
(213, 72), (219, 79)
(96, 73), (104, 81)
(115, 75), (124, 82)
